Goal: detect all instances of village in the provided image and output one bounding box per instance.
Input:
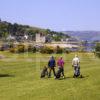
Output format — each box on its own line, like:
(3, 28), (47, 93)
(0, 32), (84, 52)
(0, 19), (96, 52)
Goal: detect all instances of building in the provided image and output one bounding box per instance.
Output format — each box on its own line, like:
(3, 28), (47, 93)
(36, 33), (46, 43)
(7, 35), (15, 40)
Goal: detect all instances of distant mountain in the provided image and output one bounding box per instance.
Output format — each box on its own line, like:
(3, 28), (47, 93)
(63, 31), (100, 42)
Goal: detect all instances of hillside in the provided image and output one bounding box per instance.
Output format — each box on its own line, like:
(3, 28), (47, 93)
(63, 31), (100, 42)
(0, 19), (69, 41)
(0, 19), (46, 36)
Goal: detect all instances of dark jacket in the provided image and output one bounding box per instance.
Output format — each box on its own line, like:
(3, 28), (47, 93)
(48, 59), (56, 68)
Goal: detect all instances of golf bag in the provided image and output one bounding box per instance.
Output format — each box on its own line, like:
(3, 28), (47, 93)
(41, 66), (48, 78)
(56, 68), (62, 78)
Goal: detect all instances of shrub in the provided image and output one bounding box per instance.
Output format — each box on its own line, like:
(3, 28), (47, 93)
(40, 46), (54, 54)
(9, 43), (14, 48)
(55, 46), (63, 54)
(63, 48), (71, 54)
(10, 48), (17, 53)
(17, 44), (26, 53)
(95, 43), (100, 58)
(28, 45), (33, 52)
(32, 47), (37, 53)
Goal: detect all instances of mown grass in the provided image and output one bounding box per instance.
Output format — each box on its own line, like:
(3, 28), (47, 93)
(0, 51), (100, 100)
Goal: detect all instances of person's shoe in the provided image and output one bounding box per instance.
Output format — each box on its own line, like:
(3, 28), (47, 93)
(54, 76), (56, 79)
(63, 76), (65, 79)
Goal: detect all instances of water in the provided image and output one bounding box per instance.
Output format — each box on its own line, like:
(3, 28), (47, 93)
(82, 42), (95, 52)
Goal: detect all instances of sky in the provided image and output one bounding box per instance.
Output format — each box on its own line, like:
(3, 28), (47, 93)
(0, 0), (100, 31)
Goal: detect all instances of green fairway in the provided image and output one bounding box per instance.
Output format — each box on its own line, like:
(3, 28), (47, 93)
(0, 51), (100, 100)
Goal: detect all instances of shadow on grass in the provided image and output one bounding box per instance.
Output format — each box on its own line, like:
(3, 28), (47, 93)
(0, 74), (15, 78)
(56, 75), (89, 80)
(40, 75), (89, 80)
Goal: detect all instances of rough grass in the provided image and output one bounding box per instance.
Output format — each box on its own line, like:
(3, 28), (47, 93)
(0, 51), (100, 100)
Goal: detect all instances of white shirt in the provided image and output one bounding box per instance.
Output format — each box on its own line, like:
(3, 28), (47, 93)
(72, 57), (80, 67)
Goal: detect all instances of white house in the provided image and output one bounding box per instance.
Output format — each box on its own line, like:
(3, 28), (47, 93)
(24, 35), (28, 40)
(7, 35), (15, 40)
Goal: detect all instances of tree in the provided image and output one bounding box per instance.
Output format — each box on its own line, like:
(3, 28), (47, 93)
(45, 29), (51, 35)
(7, 23), (13, 34)
(12, 23), (19, 35)
(53, 35), (61, 41)
(3, 32), (8, 40)
(0, 22), (8, 38)
(95, 43), (100, 58)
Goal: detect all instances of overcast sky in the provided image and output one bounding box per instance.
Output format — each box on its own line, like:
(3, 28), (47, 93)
(0, 0), (100, 31)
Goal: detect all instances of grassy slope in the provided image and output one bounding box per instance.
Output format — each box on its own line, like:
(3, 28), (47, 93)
(0, 52), (100, 100)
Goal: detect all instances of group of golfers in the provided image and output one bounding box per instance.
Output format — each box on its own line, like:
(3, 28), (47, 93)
(47, 54), (80, 79)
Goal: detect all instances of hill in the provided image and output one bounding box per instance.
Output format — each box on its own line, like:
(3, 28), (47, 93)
(63, 31), (100, 42)
(0, 19), (69, 41)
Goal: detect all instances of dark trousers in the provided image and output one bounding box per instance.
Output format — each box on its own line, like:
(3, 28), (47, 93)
(59, 67), (64, 76)
(48, 67), (56, 77)
(74, 66), (80, 77)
